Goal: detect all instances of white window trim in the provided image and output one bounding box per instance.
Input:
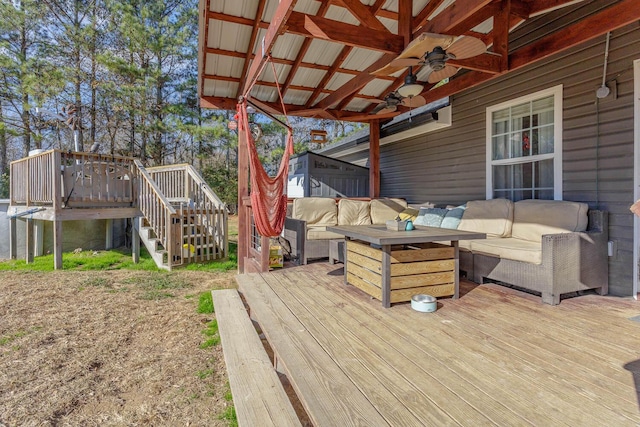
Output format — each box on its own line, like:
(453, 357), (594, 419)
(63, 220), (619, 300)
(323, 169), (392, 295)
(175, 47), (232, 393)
(485, 84), (563, 200)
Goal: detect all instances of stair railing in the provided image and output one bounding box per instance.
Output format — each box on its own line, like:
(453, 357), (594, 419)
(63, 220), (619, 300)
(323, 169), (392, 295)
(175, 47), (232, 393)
(134, 160), (182, 267)
(146, 164), (228, 261)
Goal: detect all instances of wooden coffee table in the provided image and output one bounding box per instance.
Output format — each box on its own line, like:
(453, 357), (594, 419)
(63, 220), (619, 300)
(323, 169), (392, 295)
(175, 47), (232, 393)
(327, 225), (485, 308)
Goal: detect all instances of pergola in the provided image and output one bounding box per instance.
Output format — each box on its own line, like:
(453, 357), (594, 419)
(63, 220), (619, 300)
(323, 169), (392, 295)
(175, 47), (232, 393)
(198, 0), (640, 272)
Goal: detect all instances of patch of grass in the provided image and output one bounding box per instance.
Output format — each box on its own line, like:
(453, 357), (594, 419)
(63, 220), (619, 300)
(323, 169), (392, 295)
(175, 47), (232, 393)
(200, 319), (220, 349)
(123, 273), (188, 291)
(0, 330), (28, 346)
(196, 368), (215, 380)
(140, 290), (175, 300)
(183, 243), (237, 272)
(197, 292), (214, 314)
(219, 405), (237, 427)
(0, 246), (159, 271)
(81, 277), (111, 288)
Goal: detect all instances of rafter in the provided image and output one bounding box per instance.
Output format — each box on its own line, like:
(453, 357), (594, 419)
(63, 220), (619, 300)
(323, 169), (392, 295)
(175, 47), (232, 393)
(286, 12), (403, 53)
(236, 0), (267, 99)
(418, 0), (640, 107)
(412, 0), (447, 35)
(305, 46), (354, 108)
(314, 53), (396, 110)
(241, 0), (298, 96)
(425, 0), (495, 34)
(335, 0), (389, 32)
(280, 2), (332, 99)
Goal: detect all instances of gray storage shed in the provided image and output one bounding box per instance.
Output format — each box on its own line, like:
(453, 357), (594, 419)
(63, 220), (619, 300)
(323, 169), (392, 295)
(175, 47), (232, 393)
(287, 152), (369, 198)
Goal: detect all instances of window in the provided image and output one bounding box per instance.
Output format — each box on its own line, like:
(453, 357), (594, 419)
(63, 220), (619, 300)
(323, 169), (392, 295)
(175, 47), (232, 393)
(486, 85), (563, 201)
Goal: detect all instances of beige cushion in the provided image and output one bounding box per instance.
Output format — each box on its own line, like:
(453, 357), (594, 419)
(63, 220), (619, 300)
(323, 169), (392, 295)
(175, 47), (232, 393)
(338, 199), (371, 226)
(370, 198), (408, 224)
(511, 200), (589, 243)
(458, 199), (514, 238)
(471, 237), (542, 264)
(306, 226), (344, 240)
(291, 197), (337, 226)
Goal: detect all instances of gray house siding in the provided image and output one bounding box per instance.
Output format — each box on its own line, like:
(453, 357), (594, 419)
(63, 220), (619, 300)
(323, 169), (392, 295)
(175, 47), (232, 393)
(331, 19), (639, 296)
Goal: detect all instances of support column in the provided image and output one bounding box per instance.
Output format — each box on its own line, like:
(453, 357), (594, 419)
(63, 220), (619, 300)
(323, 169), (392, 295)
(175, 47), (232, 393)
(34, 220), (44, 257)
(25, 218), (34, 264)
(131, 217), (140, 264)
(9, 217), (17, 259)
(105, 218), (114, 250)
(238, 115), (249, 274)
(369, 120), (380, 198)
(53, 220), (62, 270)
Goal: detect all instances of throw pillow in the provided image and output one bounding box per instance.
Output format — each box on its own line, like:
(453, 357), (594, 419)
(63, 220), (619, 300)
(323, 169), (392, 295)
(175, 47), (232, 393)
(414, 207), (448, 227)
(397, 207), (419, 221)
(441, 204), (467, 229)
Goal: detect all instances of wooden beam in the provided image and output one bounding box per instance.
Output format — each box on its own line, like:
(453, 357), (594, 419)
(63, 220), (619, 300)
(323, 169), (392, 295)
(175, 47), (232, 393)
(286, 12), (404, 53)
(369, 120), (380, 198)
(281, 2), (332, 98)
(200, 96), (237, 110)
(305, 46), (353, 107)
(492, 0), (510, 72)
(444, 1), (501, 36)
(525, 0), (588, 17)
(419, 0), (640, 106)
(207, 11), (269, 29)
(313, 53), (397, 110)
(448, 53), (503, 74)
(412, 0), (447, 35)
(425, 0), (494, 34)
(510, 0), (640, 70)
(241, 0), (298, 96)
(236, 0), (267, 99)
(398, 0), (412, 45)
(53, 220), (62, 270)
(335, 0), (389, 32)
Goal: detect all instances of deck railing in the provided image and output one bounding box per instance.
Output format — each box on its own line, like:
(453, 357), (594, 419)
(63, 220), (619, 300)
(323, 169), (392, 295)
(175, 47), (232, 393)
(146, 164), (228, 262)
(10, 150), (136, 209)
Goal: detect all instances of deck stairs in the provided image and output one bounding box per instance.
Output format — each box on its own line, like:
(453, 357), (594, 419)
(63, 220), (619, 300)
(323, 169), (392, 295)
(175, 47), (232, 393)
(135, 161), (228, 271)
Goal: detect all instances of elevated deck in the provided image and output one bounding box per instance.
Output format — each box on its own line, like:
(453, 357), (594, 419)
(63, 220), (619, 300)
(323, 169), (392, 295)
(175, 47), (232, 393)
(237, 263), (640, 426)
(8, 150), (227, 269)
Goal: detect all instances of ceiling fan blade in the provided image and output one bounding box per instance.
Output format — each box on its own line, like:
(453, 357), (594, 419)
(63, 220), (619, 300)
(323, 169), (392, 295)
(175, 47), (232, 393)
(447, 36), (487, 60)
(427, 65), (460, 83)
(401, 95), (427, 108)
(371, 103), (388, 114)
(377, 105), (397, 115)
(400, 33), (456, 60)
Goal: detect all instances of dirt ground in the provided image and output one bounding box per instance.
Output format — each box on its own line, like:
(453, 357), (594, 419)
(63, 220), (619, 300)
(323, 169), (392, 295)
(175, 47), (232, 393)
(0, 268), (238, 427)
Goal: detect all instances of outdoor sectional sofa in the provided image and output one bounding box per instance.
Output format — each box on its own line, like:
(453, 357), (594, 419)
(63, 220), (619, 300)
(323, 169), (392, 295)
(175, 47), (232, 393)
(283, 197), (608, 305)
(284, 197), (409, 265)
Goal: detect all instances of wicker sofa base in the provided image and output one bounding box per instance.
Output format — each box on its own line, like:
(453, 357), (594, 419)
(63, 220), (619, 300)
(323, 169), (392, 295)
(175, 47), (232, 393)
(470, 210), (608, 305)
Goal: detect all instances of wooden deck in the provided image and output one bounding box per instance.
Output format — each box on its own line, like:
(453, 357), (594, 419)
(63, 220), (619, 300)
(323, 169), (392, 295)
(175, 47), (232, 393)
(236, 262), (640, 427)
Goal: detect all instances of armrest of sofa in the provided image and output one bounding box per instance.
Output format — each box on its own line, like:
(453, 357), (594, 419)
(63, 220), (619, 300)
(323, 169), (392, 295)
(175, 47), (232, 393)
(540, 210), (608, 299)
(283, 217), (307, 264)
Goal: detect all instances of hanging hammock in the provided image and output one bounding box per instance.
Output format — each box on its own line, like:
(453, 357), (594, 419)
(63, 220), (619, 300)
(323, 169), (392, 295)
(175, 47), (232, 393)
(237, 57), (294, 237)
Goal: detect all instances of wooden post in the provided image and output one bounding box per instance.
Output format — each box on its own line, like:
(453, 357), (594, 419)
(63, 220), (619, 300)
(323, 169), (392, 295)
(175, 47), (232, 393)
(34, 220), (44, 257)
(53, 220), (62, 270)
(369, 120), (380, 198)
(131, 217), (140, 264)
(105, 218), (113, 250)
(25, 218), (34, 264)
(238, 117), (249, 274)
(9, 217), (17, 259)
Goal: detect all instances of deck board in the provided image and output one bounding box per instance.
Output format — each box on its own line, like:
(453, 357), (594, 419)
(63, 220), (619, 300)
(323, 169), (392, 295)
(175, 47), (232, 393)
(237, 263), (640, 427)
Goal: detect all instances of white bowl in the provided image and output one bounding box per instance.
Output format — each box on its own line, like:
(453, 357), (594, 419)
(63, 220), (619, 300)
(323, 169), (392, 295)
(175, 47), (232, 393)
(411, 294), (437, 312)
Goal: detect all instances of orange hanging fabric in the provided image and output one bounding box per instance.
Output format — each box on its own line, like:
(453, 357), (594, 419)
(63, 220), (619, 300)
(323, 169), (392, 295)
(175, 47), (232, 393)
(238, 101), (293, 237)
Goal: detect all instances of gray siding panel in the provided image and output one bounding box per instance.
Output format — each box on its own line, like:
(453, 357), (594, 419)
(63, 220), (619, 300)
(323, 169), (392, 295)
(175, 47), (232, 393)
(372, 22), (640, 296)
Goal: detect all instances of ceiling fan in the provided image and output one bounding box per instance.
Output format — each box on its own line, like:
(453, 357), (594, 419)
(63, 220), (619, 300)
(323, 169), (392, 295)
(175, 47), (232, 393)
(372, 32), (487, 83)
(370, 89), (426, 115)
